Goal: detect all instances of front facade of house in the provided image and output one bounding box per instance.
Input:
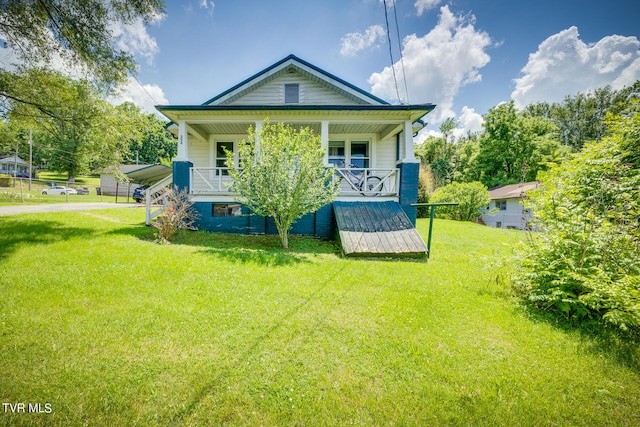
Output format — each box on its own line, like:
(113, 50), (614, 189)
(156, 55), (435, 240)
(0, 156), (29, 177)
(481, 182), (540, 230)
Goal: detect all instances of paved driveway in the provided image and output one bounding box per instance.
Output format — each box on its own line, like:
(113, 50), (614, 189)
(0, 203), (142, 216)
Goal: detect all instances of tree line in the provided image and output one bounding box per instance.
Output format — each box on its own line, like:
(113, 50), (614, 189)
(0, 0), (168, 181)
(0, 68), (176, 181)
(416, 81), (640, 196)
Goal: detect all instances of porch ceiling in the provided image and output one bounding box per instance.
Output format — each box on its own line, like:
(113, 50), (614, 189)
(188, 121), (395, 137)
(158, 104), (435, 125)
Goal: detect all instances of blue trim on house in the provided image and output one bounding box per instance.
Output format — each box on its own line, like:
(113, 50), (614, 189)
(157, 104), (436, 114)
(398, 162), (420, 226)
(172, 161), (192, 193)
(201, 54), (390, 106)
(192, 201), (335, 239)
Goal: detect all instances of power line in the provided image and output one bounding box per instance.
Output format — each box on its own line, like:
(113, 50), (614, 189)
(130, 73), (161, 106)
(382, 0), (402, 105)
(392, 0), (410, 104)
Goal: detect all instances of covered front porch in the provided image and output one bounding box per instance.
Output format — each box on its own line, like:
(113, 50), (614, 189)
(162, 108), (429, 202)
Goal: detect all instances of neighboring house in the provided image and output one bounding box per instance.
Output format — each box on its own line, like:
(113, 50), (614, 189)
(153, 55), (436, 256)
(481, 181), (541, 230)
(100, 165), (149, 197)
(0, 156), (29, 176)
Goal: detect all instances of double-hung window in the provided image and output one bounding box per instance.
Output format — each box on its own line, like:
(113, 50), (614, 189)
(328, 141), (345, 167)
(350, 141), (370, 169)
(216, 141), (234, 175)
(328, 140), (371, 170)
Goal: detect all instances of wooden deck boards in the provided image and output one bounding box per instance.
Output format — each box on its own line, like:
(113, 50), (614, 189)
(333, 201), (428, 258)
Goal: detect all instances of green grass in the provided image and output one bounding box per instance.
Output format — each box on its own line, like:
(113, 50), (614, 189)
(0, 210), (638, 426)
(34, 172), (102, 186)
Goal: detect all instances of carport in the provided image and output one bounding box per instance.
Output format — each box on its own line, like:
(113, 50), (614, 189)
(124, 164), (172, 187)
(114, 164), (173, 203)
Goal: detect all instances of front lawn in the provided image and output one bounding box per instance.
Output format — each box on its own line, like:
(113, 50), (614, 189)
(0, 209), (638, 426)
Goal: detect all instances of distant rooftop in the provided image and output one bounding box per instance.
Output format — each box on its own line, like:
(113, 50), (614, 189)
(488, 182), (541, 200)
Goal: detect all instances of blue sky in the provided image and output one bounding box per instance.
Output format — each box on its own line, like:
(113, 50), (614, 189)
(102, 0), (640, 137)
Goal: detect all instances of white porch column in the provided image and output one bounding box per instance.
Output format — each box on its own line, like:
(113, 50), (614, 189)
(175, 120), (189, 161)
(321, 120), (329, 165)
(254, 120), (262, 162)
(403, 120), (417, 162)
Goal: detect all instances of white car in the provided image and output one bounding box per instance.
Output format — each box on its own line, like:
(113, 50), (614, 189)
(41, 186), (78, 195)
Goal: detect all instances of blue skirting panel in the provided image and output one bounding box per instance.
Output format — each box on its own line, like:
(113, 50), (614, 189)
(193, 202), (335, 239)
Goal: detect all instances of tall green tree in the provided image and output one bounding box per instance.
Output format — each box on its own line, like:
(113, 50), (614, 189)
(5, 68), (132, 180)
(525, 82), (640, 150)
(415, 118), (462, 188)
(121, 105), (176, 165)
(475, 101), (559, 188)
(0, 0), (164, 91)
(451, 131), (480, 183)
(227, 120), (338, 249)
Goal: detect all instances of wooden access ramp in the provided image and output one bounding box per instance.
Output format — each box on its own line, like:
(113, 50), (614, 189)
(333, 201), (428, 258)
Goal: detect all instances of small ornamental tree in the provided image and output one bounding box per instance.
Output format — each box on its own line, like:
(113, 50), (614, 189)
(227, 120), (339, 249)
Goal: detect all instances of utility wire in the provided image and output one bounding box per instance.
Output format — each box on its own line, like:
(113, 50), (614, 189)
(392, 0), (410, 104)
(130, 73), (161, 106)
(382, 0), (402, 105)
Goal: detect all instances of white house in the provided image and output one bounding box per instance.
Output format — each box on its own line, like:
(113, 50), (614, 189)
(153, 55), (437, 257)
(481, 181), (540, 230)
(0, 156), (29, 177)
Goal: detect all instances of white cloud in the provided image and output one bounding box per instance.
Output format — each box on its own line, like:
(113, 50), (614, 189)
(110, 15), (163, 66)
(368, 5), (492, 122)
(415, 105), (484, 143)
(512, 26), (640, 108)
(110, 77), (169, 116)
(458, 106), (484, 134)
(199, 0), (215, 14)
(340, 25), (387, 57)
(415, 0), (443, 16)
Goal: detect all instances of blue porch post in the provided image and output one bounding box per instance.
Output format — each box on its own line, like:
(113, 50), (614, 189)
(398, 120), (420, 226)
(172, 161), (192, 193)
(398, 161), (419, 226)
(173, 120), (192, 193)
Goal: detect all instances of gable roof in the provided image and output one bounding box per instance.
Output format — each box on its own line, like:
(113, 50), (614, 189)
(202, 54), (389, 106)
(0, 156), (29, 166)
(488, 182), (541, 200)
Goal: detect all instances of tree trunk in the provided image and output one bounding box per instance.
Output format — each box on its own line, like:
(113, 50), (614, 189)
(279, 228), (289, 249)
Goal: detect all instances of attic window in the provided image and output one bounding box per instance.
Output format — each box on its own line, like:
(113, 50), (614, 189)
(284, 83), (299, 103)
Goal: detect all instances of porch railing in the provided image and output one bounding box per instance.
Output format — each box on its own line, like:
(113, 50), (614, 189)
(145, 173), (173, 225)
(332, 167), (399, 197)
(189, 166), (400, 197)
(190, 167), (235, 195)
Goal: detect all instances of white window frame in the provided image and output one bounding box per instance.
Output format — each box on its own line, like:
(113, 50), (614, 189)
(210, 137), (242, 179)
